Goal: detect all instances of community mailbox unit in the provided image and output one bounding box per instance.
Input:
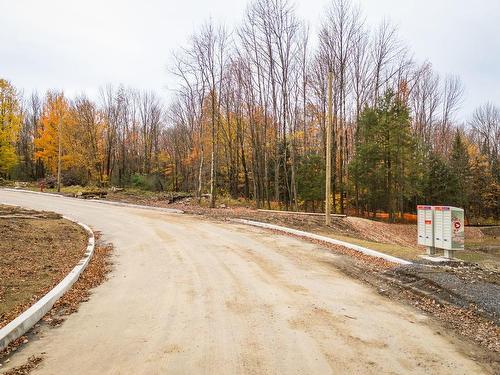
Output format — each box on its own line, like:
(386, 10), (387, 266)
(417, 205), (434, 248)
(417, 205), (465, 258)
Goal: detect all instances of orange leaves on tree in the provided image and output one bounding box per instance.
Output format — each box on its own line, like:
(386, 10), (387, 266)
(35, 92), (74, 176)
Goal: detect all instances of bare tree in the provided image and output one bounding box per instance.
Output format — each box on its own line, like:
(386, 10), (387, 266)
(469, 102), (500, 162)
(410, 63), (441, 148)
(137, 91), (163, 176)
(18, 92), (42, 179)
(370, 19), (402, 104)
(438, 74), (464, 154)
(319, 0), (362, 213)
(171, 45), (208, 199)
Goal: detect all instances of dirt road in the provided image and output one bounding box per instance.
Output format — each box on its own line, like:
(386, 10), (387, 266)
(0, 190), (488, 374)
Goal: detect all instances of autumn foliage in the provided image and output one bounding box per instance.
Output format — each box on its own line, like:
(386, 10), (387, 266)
(0, 0), (498, 223)
(0, 79), (21, 174)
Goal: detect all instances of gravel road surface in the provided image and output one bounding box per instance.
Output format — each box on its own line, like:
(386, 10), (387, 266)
(0, 190), (488, 374)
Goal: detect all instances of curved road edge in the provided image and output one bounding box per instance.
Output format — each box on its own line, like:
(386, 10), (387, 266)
(1, 188), (410, 266)
(0, 206), (96, 351)
(233, 218), (413, 265)
(0, 188), (184, 214)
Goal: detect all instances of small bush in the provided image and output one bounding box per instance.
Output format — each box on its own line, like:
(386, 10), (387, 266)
(44, 176), (57, 188)
(62, 169), (87, 186)
(216, 192), (253, 208)
(131, 174), (164, 191)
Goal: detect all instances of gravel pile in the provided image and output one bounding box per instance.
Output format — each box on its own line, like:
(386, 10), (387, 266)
(392, 262), (500, 323)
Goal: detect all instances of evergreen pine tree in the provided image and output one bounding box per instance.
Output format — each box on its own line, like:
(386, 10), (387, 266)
(449, 131), (471, 210)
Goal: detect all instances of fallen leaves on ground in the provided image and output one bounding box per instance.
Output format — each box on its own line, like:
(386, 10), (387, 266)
(0, 205), (88, 329)
(0, 231), (113, 365)
(45, 239), (113, 319)
(402, 290), (500, 354)
(2, 355), (43, 375)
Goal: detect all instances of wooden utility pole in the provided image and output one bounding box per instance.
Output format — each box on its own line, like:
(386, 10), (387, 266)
(325, 70), (333, 225)
(57, 116), (62, 193)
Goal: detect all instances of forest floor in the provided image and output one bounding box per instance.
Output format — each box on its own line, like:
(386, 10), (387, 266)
(0, 203), (113, 372)
(0, 205), (88, 329)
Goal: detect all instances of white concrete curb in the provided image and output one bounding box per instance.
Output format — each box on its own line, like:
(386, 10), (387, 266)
(1, 188), (64, 198)
(234, 218), (412, 266)
(0, 188), (183, 214)
(0, 210), (96, 351)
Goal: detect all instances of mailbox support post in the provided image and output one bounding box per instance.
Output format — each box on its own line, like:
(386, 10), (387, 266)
(444, 249), (456, 259)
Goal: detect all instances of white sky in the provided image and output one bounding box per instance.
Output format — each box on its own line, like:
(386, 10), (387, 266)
(1, 0), (499, 122)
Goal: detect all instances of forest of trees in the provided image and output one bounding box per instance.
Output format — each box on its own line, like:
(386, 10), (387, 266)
(0, 0), (498, 222)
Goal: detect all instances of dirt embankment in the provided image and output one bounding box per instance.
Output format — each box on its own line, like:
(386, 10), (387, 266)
(345, 216), (485, 246)
(0, 205), (88, 329)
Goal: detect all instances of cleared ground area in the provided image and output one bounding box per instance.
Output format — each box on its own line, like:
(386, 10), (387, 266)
(0, 205), (88, 328)
(0, 190), (491, 374)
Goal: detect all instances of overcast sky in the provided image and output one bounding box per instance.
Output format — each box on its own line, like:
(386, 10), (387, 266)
(1, 0), (499, 122)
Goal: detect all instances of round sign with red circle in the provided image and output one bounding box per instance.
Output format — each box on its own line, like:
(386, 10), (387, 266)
(454, 221), (461, 229)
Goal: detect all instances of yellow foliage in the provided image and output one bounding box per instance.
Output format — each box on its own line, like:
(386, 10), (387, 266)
(67, 97), (106, 181)
(0, 79), (22, 175)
